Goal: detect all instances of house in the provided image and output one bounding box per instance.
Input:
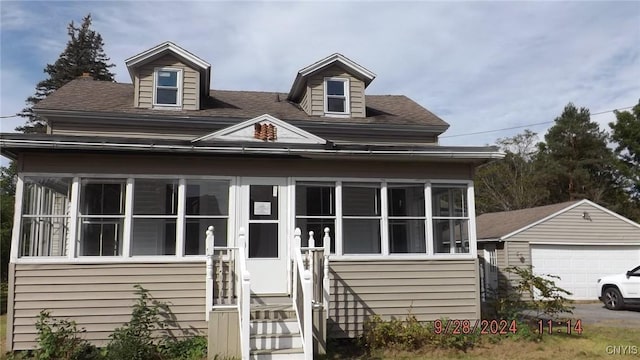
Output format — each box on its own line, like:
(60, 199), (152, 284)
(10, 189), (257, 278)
(1, 41), (503, 359)
(476, 199), (640, 301)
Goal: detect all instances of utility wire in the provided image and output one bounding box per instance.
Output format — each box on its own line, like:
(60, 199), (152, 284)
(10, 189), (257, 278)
(441, 106), (634, 139)
(0, 114), (20, 118)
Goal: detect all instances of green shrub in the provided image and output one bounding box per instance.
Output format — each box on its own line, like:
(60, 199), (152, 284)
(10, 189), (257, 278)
(33, 310), (100, 360)
(361, 315), (479, 353)
(505, 266), (574, 319)
(104, 285), (166, 360)
(160, 336), (207, 360)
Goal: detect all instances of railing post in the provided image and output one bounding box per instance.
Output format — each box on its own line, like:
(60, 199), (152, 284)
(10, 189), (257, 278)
(323, 227), (331, 319)
(303, 269), (313, 360)
(241, 270), (251, 360)
(307, 231), (314, 272)
(238, 227), (246, 251)
(308, 230), (315, 248)
(292, 228), (301, 294)
(205, 226), (214, 321)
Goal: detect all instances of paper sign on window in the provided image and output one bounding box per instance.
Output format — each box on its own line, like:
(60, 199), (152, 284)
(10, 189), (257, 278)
(254, 202), (271, 216)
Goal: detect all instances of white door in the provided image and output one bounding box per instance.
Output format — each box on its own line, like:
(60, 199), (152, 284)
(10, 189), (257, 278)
(530, 244), (640, 300)
(239, 178), (289, 294)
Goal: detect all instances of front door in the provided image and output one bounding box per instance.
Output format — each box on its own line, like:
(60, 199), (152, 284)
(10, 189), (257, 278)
(239, 178), (289, 294)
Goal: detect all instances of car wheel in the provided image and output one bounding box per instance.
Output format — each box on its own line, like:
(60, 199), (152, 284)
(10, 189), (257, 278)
(603, 287), (624, 310)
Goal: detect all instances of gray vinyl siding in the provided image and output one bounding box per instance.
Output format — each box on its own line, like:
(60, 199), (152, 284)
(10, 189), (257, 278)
(20, 152), (475, 181)
(307, 65), (366, 118)
(329, 259), (480, 338)
(8, 262), (206, 351)
(136, 54), (200, 110)
(49, 121), (208, 140)
(503, 241), (531, 289)
(300, 85), (311, 114)
(507, 203), (640, 244)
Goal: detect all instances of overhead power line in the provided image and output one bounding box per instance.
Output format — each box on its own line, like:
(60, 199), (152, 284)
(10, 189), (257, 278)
(441, 106), (634, 139)
(0, 114), (20, 118)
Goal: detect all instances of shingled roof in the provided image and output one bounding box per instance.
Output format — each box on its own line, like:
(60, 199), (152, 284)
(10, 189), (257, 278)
(34, 78), (449, 128)
(476, 200), (581, 240)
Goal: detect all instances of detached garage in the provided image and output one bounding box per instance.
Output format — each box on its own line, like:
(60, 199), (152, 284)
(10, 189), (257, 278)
(477, 200), (640, 300)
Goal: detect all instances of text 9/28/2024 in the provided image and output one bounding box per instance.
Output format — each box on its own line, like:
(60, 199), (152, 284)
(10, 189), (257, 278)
(433, 319), (517, 335)
(433, 319), (584, 335)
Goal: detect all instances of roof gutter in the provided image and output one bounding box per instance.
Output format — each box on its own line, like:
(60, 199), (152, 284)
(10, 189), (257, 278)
(0, 138), (505, 160)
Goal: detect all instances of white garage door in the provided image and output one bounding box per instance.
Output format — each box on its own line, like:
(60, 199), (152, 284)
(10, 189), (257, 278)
(530, 245), (640, 300)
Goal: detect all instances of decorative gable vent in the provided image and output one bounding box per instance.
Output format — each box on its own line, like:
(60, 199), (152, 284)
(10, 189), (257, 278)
(192, 114), (326, 145)
(254, 123), (278, 141)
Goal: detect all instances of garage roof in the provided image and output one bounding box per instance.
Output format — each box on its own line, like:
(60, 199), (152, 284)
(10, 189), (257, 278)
(476, 200), (581, 240)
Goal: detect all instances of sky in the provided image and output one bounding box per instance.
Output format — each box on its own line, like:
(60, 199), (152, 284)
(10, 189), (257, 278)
(1, 1), (639, 164)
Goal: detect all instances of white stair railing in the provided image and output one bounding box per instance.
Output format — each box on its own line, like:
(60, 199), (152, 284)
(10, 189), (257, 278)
(292, 228), (313, 360)
(236, 228), (251, 360)
(322, 227), (331, 319)
(206, 226), (251, 360)
(292, 227), (332, 360)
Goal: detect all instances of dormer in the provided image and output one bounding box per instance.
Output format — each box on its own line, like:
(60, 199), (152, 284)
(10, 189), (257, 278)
(125, 42), (211, 110)
(287, 53), (376, 118)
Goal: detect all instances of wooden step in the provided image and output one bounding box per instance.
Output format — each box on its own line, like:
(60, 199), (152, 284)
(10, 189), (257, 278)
(251, 304), (296, 321)
(251, 294), (292, 305)
(250, 347), (305, 360)
(250, 332), (302, 350)
(251, 319), (299, 335)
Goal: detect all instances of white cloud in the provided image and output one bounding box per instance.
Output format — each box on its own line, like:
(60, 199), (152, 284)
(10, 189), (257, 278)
(1, 0), (638, 153)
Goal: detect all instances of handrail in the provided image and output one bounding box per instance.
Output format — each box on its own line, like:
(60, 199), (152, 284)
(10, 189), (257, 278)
(206, 226), (251, 360)
(292, 228), (313, 360)
(236, 227), (251, 360)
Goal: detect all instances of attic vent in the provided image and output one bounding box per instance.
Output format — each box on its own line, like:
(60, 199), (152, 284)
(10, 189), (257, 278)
(254, 123), (278, 141)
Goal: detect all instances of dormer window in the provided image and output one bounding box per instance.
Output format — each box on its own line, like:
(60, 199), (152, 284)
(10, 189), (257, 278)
(154, 68), (182, 107)
(324, 78), (350, 115)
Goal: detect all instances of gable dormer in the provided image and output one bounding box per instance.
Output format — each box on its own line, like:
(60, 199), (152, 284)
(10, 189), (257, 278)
(287, 53), (376, 118)
(125, 42), (211, 110)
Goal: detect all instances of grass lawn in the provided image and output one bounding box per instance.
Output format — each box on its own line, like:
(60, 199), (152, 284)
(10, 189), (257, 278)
(326, 323), (640, 359)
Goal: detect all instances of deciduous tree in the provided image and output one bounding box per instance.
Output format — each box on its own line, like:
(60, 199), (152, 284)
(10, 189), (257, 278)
(475, 130), (548, 213)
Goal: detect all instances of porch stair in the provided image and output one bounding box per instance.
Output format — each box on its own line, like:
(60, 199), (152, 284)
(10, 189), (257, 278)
(250, 302), (304, 360)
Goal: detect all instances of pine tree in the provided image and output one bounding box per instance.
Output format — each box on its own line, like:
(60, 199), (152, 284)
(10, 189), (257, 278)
(537, 103), (620, 206)
(609, 101), (640, 221)
(610, 101), (640, 200)
(1, 161), (16, 282)
(18, 14), (115, 133)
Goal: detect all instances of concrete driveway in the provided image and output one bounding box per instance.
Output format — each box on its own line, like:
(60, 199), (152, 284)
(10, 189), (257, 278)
(567, 303), (640, 328)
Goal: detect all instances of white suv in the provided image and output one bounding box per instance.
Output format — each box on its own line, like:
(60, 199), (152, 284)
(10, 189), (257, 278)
(598, 265), (640, 310)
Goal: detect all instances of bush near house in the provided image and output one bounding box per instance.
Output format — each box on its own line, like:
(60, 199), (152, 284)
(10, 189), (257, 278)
(2, 286), (208, 360)
(357, 267), (574, 357)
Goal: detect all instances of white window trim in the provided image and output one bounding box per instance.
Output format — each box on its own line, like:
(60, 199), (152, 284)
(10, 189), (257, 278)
(13, 173), (233, 264)
(323, 77), (350, 116)
(291, 177), (477, 260)
(13, 174), (477, 263)
(153, 67), (183, 108)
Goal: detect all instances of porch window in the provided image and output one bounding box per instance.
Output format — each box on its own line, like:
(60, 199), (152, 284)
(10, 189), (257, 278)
(342, 183), (381, 254)
(185, 180), (229, 255)
(295, 182), (335, 252)
(131, 179), (178, 255)
(388, 183), (426, 253)
(19, 177), (72, 257)
(432, 186), (469, 254)
(79, 179), (126, 256)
